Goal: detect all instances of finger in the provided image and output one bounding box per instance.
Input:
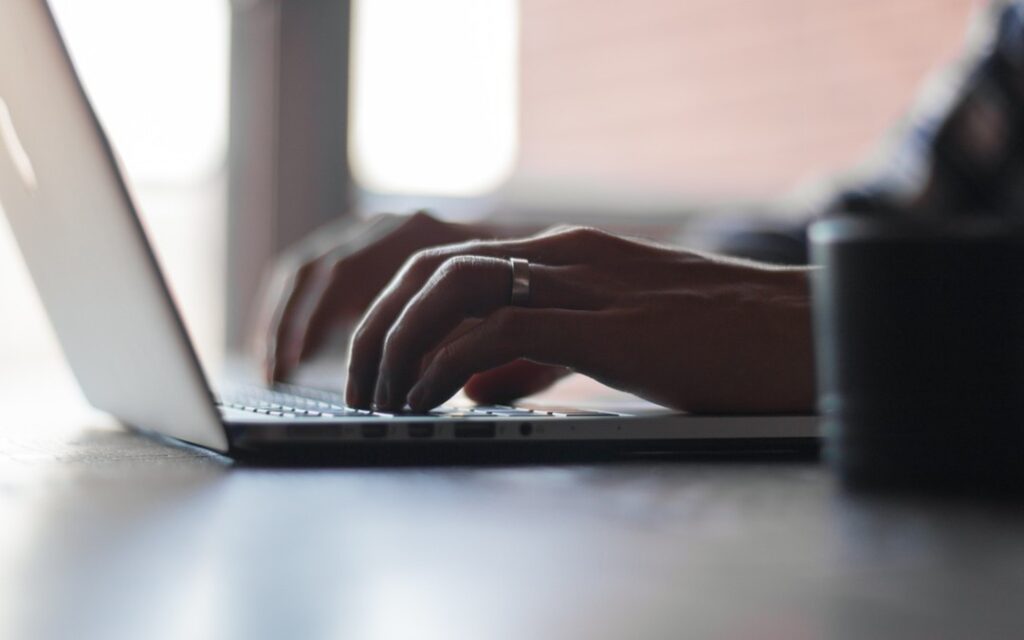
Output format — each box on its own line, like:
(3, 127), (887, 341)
(278, 215), (414, 368)
(293, 233), (419, 362)
(371, 256), (507, 409)
(277, 212), (459, 377)
(463, 360), (571, 404)
(263, 217), (387, 381)
(266, 260), (327, 382)
(293, 261), (350, 362)
(373, 258), (605, 410)
(345, 227), (612, 408)
(406, 307), (603, 411)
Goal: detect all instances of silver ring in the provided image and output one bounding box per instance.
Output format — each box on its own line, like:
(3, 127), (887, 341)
(509, 257), (530, 306)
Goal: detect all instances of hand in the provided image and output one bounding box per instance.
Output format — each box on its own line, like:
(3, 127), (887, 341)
(257, 210), (561, 401)
(346, 226), (816, 413)
(258, 211), (470, 382)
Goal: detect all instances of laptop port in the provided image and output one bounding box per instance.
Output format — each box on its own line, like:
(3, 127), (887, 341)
(454, 422), (496, 438)
(361, 424), (387, 439)
(519, 422), (533, 437)
(407, 424), (434, 439)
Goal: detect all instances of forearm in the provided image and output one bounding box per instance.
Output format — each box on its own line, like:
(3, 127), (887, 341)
(759, 268), (817, 412)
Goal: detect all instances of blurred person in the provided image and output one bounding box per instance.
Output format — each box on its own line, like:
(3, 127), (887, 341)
(260, 1), (1024, 413)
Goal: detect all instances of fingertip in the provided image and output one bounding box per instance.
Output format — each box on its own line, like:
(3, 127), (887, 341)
(345, 374), (370, 409)
(270, 365), (287, 385)
(406, 383), (430, 413)
(297, 335), (322, 361)
(372, 377), (391, 411)
(408, 380), (456, 413)
(271, 350), (295, 383)
(260, 354), (273, 384)
(462, 380), (503, 404)
(268, 356), (282, 382)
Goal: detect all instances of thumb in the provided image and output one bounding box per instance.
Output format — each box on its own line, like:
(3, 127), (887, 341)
(463, 359), (570, 404)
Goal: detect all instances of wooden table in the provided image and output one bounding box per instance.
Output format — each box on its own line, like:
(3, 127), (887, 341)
(3, 363), (1024, 640)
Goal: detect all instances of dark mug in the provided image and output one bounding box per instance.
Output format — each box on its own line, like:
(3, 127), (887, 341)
(809, 215), (1024, 493)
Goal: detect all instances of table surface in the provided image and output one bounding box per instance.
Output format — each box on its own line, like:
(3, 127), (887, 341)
(3, 364), (1024, 640)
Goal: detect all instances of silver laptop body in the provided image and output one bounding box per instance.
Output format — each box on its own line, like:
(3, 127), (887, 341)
(0, 0), (818, 458)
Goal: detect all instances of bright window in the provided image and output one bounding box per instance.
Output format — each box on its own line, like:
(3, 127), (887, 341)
(349, 0), (519, 197)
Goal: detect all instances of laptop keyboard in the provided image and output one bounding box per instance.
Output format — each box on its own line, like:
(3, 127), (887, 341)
(216, 384), (617, 419)
(217, 385), (380, 418)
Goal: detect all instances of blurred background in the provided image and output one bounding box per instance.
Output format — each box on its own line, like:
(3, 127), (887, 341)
(0, 0), (977, 381)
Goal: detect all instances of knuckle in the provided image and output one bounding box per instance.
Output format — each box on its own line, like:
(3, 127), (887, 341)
(438, 254), (475, 275)
(326, 253), (349, 278)
(541, 223), (577, 236)
(294, 260), (317, 279)
(406, 247), (444, 277)
(542, 225), (605, 246)
(564, 226), (605, 243)
(276, 246), (312, 273)
(327, 262), (347, 283)
(409, 209), (439, 226)
(350, 319), (374, 351)
(277, 256), (316, 288)
(433, 255), (479, 286)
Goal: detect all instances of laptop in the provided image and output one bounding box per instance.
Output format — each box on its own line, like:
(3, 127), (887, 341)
(0, 0), (818, 460)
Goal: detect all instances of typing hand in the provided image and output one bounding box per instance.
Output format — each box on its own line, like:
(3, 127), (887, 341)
(257, 210), (563, 404)
(346, 226), (817, 413)
(258, 211), (468, 382)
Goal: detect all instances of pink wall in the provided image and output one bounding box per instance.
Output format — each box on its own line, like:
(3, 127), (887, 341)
(518, 0), (979, 198)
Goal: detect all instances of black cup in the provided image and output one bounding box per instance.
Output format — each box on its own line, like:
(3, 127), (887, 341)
(810, 216), (1024, 493)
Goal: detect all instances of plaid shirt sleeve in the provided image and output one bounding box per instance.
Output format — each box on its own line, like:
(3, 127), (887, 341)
(828, 0), (1024, 217)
